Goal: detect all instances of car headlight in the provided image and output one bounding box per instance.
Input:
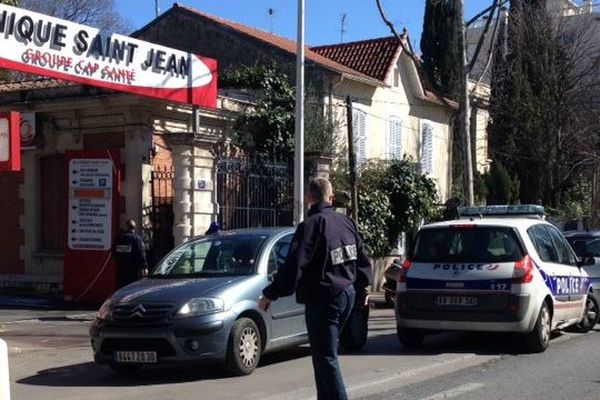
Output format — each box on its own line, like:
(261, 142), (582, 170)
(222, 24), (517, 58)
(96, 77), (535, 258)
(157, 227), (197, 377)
(97, 298), (112, 320)
(176, 298), (226, 318)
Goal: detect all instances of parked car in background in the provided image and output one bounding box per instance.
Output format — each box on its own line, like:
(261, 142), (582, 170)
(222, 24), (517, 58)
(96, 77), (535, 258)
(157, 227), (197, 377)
(394, 205), (599, 353)
(90, 227), (368, 376)
(564, 230), (600, 294)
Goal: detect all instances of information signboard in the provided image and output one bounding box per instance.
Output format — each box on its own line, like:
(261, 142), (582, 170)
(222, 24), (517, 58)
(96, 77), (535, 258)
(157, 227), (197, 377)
(68, 158), (113, 250)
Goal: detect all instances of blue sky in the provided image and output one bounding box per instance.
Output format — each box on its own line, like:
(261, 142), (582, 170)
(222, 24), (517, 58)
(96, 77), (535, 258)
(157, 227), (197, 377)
(115, 0), (493, 53)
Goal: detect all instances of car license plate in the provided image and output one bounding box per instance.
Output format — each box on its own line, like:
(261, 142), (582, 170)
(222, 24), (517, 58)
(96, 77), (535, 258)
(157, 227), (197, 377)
(114, 351), (157, 363)
(436, 296), (478, 307)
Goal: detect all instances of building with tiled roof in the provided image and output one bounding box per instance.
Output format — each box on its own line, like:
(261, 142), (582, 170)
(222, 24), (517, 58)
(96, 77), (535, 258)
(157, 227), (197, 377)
(133, 3), (458, 202)
(312, 36), (401, 83)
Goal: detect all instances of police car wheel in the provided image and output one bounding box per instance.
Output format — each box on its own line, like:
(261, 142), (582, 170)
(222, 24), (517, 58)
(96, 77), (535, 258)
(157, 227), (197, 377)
(575, 293), (599, 333)
(524, 302), (551, 353)
(225, 318), (262, 376)
(397, 327), (425, 349)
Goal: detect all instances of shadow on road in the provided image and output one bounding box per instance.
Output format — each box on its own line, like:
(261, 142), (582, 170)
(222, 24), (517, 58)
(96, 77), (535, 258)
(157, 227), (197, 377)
(348, 330), (567, 357)
(343, 311), (576, 357)
(16, 346), (313, 387)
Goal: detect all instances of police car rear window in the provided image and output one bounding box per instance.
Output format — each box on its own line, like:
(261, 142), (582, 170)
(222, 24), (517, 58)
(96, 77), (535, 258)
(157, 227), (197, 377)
(413, 226), (524, 263)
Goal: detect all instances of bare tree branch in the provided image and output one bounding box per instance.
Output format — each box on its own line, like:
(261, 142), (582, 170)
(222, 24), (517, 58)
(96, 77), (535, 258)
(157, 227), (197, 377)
(470, 4), (501, 95)
(469, 0), (499, 72)
(20, 0), (131, 33)
(466, 0), (509, 27)
(375, 0), (415, 59)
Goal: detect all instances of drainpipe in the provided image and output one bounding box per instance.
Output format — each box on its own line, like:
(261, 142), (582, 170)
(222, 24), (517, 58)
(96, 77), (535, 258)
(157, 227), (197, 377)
(191, 106), (200, 237)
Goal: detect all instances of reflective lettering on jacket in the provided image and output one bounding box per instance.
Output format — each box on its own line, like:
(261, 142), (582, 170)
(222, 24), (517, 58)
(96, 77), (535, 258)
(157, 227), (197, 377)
(115, 245), (132, 253)
(330, 244), (358, 265)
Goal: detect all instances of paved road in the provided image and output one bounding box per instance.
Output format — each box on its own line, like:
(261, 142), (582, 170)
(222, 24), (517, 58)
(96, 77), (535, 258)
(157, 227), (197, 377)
(2, 305), (599, 400)
(361, 328), (600, 400)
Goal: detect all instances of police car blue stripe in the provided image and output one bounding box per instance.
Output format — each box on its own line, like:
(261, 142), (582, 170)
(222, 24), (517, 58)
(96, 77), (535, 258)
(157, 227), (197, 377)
(407, 278), (513, 291)
(533, 260), (590, 295)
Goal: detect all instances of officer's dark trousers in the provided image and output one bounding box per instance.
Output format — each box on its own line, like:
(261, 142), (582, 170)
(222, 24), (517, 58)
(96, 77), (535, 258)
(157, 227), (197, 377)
(305, 285), (355, 400)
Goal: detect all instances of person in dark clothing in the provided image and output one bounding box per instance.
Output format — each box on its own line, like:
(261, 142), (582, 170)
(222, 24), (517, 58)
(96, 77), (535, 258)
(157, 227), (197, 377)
(259, 178), (372, 400)
(205, 221), (220, 235)
(113, 219), (148, 288)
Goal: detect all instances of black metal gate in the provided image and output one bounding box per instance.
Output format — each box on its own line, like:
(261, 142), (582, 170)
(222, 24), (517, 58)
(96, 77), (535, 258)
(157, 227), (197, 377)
(216, 153), (293, 229)
(150, 166), (175, 266)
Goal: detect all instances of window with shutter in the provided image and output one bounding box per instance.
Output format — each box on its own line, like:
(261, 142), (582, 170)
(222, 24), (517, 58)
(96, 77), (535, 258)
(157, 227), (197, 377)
(352, 109), (367, 168)
(388, 117), (403, 160)
(420, 121), (434, 175)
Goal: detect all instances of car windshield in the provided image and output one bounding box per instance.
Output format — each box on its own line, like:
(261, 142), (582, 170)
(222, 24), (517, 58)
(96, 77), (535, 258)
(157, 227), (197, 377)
(566, 237), (600, 257)
(151, 234), (268, 277)
(413, 226), (524, 263)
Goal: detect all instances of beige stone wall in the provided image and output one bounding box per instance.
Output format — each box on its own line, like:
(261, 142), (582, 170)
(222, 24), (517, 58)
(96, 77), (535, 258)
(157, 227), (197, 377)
(325, 54), (454, 203)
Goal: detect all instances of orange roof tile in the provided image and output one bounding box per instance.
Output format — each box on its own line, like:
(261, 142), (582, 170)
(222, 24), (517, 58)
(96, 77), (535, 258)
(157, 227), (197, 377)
(311, 37), (401, 82)
(171, 4), (383, 86)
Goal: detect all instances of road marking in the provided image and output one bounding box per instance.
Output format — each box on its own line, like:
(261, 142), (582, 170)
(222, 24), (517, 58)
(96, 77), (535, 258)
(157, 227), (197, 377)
(421, 382), (485, 400)
(347, 353), (486, 394)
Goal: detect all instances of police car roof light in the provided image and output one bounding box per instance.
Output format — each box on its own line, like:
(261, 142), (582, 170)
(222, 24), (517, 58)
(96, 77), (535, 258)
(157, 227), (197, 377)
(512, 255), (534, 284)
(458, 205), (545, 219)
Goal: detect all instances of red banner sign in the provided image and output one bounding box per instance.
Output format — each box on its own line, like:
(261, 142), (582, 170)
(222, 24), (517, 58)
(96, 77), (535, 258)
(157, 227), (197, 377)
(0, 112), (21, 172)
(0, 4), (217, 107)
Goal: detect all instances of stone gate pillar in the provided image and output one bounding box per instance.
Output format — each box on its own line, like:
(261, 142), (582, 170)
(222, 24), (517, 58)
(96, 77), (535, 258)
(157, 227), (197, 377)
(169, 133), (218, 245)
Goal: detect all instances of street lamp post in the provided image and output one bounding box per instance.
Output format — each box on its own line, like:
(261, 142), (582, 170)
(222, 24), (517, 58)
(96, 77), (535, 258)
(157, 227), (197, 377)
(294, 0), (305, 225)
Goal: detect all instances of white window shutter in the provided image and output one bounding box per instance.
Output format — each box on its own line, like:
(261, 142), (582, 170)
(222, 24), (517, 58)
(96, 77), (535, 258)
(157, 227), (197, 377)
(420, 122), (434, 174)
(352, 109), (367, 169)
(388, 117), (403, 160)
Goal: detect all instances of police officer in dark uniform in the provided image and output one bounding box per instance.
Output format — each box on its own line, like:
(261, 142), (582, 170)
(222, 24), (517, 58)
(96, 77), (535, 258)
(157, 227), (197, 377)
(113, 219), (148, 288)
(259, 178), (372, 400)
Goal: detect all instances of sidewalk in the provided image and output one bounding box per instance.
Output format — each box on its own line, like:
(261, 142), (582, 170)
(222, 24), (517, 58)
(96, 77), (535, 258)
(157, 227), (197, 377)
(0, 294), (96, 355)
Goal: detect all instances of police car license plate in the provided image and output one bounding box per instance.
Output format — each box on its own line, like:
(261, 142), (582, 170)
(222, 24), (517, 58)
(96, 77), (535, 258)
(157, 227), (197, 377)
(436, 296), (478, 307)
(114, 351), (157, 363)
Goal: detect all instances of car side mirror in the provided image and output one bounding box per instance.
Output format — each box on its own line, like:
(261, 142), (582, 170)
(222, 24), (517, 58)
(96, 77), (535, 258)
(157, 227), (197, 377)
(578, 254), (596, 267)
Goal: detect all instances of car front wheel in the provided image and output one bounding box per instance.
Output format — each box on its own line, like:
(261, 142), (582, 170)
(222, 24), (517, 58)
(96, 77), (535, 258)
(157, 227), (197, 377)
(225, 318), (262, 376)
(524, 301), (551, 353)
(576, 293), (599, 333)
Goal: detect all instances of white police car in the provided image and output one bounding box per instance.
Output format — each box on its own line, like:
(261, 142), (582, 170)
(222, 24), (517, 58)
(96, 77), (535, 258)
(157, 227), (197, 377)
(394, 205), (599, 353)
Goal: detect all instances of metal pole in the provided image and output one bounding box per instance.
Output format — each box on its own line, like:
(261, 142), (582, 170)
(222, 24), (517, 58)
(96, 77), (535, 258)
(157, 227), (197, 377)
(293, 0), (305, 225)
(458, 0), (474, 205)
(346, 96), (358, 222)
(154, 0), (160, 18)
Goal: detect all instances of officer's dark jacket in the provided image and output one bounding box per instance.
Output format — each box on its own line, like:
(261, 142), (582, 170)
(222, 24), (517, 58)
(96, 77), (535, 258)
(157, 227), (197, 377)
(263, 201), (372, 303)
(112, 230), (147, 277)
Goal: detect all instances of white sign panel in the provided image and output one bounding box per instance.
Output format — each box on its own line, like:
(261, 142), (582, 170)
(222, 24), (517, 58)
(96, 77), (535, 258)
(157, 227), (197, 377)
(68, 159), (113, 251)
(0, 118), (8, 162)
(0, 3), (217, 106)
